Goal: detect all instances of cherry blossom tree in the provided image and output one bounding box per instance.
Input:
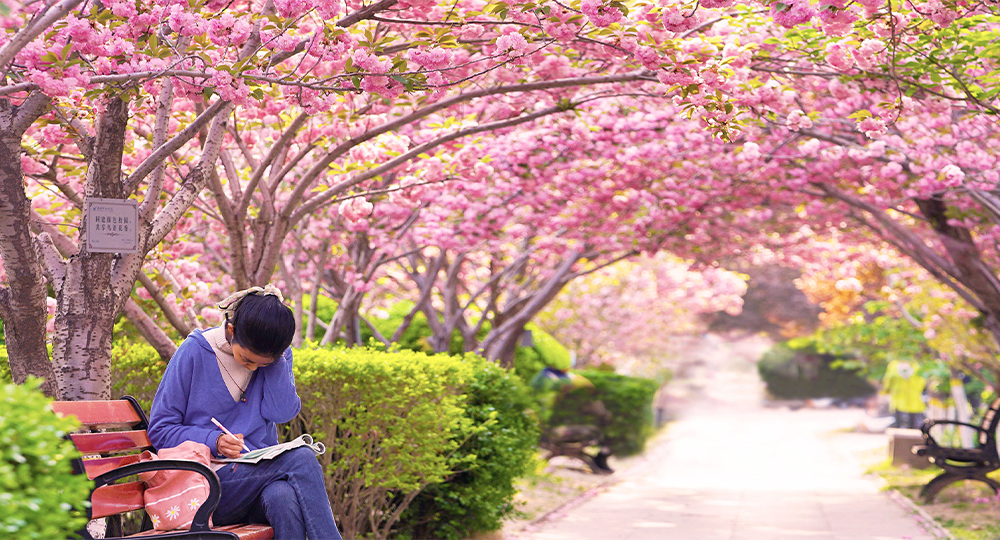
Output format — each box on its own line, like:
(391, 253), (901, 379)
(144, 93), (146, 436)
(536, 253), (746, 371)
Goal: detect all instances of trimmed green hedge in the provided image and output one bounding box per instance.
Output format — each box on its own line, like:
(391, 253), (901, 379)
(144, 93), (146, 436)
(396, 359), (540, 540)
(758, 341), (877, 399)
(289, 347), (477, 539)
(1, 378), (92, 539)
(547, 370), (659, 457)
(110, 340), (165, 412)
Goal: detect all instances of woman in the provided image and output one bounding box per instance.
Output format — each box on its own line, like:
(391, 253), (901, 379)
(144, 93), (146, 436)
(148, 285), (342, 540)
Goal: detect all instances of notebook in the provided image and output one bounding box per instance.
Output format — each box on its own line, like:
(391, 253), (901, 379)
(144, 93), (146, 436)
(212, 434), (326, 464)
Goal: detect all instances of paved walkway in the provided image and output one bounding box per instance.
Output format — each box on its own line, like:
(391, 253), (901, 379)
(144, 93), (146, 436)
(518, 336), (940, 540)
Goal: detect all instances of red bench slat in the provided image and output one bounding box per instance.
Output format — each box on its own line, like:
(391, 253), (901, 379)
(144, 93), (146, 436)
(91, 481), (146, 518)
(80, 454), (143, 479)
(60, 398), (274, 539)
(130, 524), (275, 539)
(52, 400), (144, 429)
(70, 430), (152, 455)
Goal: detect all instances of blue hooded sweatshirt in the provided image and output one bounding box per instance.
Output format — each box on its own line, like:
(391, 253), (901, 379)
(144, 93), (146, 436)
(148, 328), (301, 458)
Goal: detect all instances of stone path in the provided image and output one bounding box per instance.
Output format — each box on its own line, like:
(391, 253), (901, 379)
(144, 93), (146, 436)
(514, 336), (941, 540)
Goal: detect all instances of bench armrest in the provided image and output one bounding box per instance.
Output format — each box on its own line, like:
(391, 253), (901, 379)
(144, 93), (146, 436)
(92, 459), (220, 533)
(921, 420), (986, 448)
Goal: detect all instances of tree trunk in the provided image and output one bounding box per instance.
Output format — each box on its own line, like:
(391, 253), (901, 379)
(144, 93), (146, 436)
(480, 251), (582, 367)
(913, 196), (1000, 349)
(50, 97), (129, 400)
(0, 93), (56, 395)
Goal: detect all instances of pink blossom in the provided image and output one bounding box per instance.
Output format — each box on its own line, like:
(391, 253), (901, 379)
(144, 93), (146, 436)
(495, 32), (529, 56)
(339, 197), (374, 222)
(857, 116), (887, 138)
(771, 0), (815, 28)
(21, 156), (48, 175)
(167, 6), (204, 36)
(408, 47), (453, 70)
(581, 0), (623, 27)
(110, 0), (138, 19)
(940, 164), (965, 186)
(740, 142), (762, 160)
(786, 109), (813, 131)
(274, 0), (310, 18)
(351, 50), (392, 73)
(920, 0), (958, 27)
(824, 41), (855, 71)
(635, 46), (661, 70)
(853, 39), (886, 70)
(661, 7), (697, 32)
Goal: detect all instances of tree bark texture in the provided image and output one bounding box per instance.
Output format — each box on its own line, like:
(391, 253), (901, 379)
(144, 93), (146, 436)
(50, 97), (130, 400)
(0, 93), (56, 395)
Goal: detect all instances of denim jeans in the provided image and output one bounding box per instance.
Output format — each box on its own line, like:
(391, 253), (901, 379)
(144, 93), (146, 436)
(214, 447), (342, 540)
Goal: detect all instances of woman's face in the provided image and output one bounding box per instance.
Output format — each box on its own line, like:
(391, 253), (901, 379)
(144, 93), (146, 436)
(233, 343), (278, 371)
(227, 324), (278, 371)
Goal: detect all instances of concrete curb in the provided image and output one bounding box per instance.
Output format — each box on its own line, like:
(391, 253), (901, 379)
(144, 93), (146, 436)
(885, 488), (954, 540)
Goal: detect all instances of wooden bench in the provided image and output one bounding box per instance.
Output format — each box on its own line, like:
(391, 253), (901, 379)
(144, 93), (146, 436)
(52, 396), (274, 539)
(912, 397), (1000, 502)
(540, 424), (614, 475)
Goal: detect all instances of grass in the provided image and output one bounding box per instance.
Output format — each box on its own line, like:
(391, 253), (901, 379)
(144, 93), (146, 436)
(869, 459), (1000, 539)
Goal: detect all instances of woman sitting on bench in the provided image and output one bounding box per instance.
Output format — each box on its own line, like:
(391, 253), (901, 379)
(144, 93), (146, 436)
(148, 285), (342, 540)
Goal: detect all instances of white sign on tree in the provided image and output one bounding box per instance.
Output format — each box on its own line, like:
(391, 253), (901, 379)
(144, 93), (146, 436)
(86, 198), (138, 254)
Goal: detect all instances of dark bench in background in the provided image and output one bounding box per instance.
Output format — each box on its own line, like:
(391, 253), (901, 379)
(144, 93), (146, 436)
(912, 397), (1000, 502)
(540, 424), (614, 474)
(52, 397), (273, 539)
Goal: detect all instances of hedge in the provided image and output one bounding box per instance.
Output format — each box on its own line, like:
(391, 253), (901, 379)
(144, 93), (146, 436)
(547, 369), (659, 457)
(0, 378), (92, 539)
(110, 340), (165, 412)
(758, 341), (877, 400)
(395, 358), (539, 539)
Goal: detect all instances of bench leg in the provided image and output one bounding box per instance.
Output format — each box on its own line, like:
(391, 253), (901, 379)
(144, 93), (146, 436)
(921, 470), (1000, 503)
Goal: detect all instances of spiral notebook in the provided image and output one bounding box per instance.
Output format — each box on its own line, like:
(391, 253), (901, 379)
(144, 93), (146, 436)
(213, 434), (326, 464)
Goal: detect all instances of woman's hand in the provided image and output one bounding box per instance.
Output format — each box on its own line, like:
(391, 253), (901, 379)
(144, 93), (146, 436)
(216, 433), (246, 458)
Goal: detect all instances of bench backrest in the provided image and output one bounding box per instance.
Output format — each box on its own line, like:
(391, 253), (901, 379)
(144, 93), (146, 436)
(978, 396), (1000, 448)
(51, 397), (152, 519)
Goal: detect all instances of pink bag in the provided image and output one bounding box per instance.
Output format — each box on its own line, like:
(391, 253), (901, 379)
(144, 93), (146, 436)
(139, 441), (214, 531)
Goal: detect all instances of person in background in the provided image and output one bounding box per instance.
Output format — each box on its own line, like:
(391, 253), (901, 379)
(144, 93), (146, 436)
(881, 359), (928, 430)
(148, 285), (342, 539)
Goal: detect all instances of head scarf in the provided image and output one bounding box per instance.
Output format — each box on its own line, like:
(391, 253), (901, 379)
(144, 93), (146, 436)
(218, 284), (285, 322)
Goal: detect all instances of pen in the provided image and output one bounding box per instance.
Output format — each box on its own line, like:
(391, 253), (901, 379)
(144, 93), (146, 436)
(211, 417), (251, 453)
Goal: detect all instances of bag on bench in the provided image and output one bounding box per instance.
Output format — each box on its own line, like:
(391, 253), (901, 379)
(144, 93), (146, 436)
(139, 441), (214, 532)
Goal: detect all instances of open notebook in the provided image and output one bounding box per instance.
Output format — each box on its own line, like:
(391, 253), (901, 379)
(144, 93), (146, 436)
(213, 434), (326, 464)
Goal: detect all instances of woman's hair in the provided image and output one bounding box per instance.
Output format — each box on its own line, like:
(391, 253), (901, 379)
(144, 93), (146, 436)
(228, 293), (295, 358)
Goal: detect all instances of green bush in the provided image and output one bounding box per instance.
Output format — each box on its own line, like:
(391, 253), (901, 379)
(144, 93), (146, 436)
(0, 346), (10, 384)
(103, 337), (542, 538)
(758, 341), (877, 399)
(396, 357), (540, 540)
(527, 324), (570, 370)
(110, 340), (167, 412)
(548, 370), (658, 457)
(288, 347), (477, 540)
(0, 378), (92, 539)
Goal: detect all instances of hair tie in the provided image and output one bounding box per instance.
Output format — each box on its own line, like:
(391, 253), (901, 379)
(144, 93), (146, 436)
(218, 284), (285, 321)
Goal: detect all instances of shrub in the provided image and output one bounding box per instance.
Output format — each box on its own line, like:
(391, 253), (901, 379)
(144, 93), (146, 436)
(110, 340), (166, 412)
(396, 357), (540, 539)
(548, 370), (658, 457)
(0, 378), (92, 539)
(513, 344), (544, 383)
(0, 346), (10, 384)
(288, 347), (477, 540)
(527, 324), (571, 370)
(758, 341), (877, 400)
